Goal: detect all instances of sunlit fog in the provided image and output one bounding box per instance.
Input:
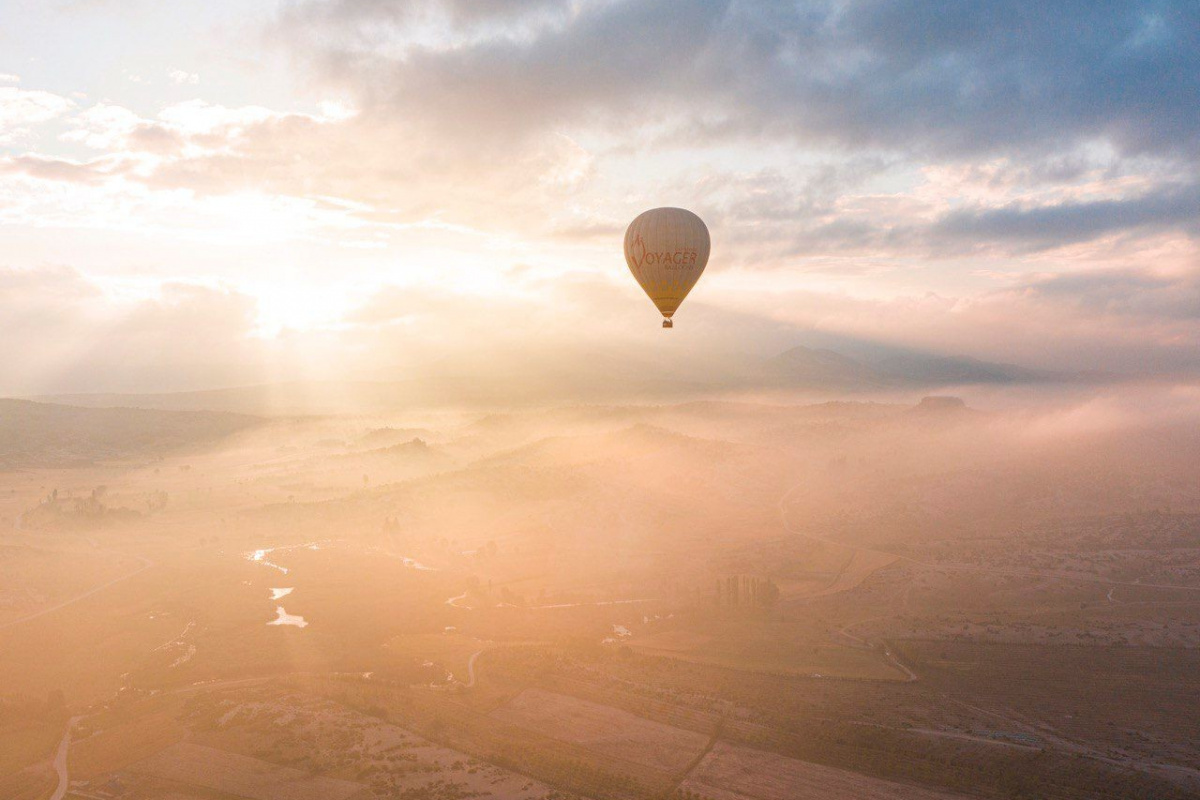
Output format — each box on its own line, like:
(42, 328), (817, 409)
(3, 2), (1200, 800)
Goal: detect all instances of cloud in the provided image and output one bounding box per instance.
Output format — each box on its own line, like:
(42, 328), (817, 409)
(259, 0), (1200, 258)
(2, 1), (1199, 395)
(1006, 267), (1200, 322)
(0, 154), (120, 184)
(168, 69), (200, 85)
(7, 2), (1198, 256)
(286, 0), (573, 34)
(0, 263), (98, 302)
(933, 181), (1200, 252)
(0, 87), (74, 144)
(753, 265), (1200, 375)
(3, 257), (1199, 397)
(59, 103), (151, 150)
(86, 284), (265, 391)
(0, 266), (105, 393)
(279, 0), (1200, 160)
(0, 267), (266, 394)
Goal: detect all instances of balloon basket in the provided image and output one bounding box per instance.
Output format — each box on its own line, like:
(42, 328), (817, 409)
(662, 319), (673, 329)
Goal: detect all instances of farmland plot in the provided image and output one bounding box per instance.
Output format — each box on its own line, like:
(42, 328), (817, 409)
(490, 688), (709, 773)
(680, 741), (969, 800)
(129, 742), (369, 800)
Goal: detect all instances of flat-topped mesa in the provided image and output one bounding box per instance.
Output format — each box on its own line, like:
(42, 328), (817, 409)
(914, 395), (967, 411)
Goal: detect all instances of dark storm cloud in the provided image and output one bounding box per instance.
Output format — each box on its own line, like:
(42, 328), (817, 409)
(281, 0), (1200, 159)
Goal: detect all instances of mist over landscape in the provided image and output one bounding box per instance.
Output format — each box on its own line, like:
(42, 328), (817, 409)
(4, 1), (1200, 799)
(5, 374), (1200, 800)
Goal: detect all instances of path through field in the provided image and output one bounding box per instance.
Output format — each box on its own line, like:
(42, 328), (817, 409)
(464, 649), (482, 687)
(49, 716), (81, 800)
(0, 554), (153, 631)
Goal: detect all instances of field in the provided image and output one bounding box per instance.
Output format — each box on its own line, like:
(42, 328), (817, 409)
(129, 742), (369, 800)
(69, 710), (185, 779)
(681, 741), (967, 800)
(181, 684), (577, 800)
(628, 620), (904, 680)
(896, 640), (1200, 773)
(795, 549), (900, 599)
(382, 632), (493, 685)
(0, 545), (145, 627)
(3, 395), (1200, 800)
(0, 715), (61, 798)
(490, 687), (710, 774)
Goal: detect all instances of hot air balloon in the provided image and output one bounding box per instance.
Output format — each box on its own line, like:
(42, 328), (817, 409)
(624, 207), (710, 328)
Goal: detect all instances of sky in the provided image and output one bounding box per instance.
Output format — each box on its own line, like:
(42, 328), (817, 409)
(1, 0), (1198, 394)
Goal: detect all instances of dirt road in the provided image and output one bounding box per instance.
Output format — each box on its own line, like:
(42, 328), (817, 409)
(0, 554), (153, 631)
(50, 716), (81, 800)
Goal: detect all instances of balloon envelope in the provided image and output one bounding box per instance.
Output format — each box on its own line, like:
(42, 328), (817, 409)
(624, 207), (710, 322)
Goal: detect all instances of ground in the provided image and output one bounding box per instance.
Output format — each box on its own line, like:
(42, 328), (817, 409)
(2, 397), (1199, 799)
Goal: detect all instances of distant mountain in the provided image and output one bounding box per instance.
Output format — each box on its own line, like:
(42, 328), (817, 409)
(324, 437), (455, 478)
(858, 351), (1054, 385)
(355, 427), (437, 449)
(903, 395), (983, 422)
(761, 347), (893, 390)
(0, 398), (260, 468)
(26, 343), (1115, 417)
(348, 438), (446, 462)
(31, 382), (410, 417)
(30, 374), (713, 416)
(909, 395), (968, 412)
(761, 345), (1073, 390)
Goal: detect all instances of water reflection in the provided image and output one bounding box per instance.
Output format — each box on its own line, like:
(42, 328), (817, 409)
(267, 606), (307, 628)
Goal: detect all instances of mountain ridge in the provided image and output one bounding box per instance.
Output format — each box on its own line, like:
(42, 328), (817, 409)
(18, 346), (1119, 416)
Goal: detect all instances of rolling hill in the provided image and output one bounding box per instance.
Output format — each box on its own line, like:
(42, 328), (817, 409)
(0, 398), (261, 468)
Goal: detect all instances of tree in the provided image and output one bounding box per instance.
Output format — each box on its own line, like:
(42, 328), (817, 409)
(147, 490), (169, 512)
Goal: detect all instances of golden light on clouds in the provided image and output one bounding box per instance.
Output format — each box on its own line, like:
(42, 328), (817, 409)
(0, 0), (1197, 395)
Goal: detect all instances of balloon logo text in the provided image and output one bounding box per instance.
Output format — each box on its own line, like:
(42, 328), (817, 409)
(628, 234), (700, 270)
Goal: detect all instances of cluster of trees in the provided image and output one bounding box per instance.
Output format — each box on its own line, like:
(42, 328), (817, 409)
(33, 485), (144, 526)
(489, 747), (648, 800)
(715, 575), (779, 608)
(146, 490), (169, 512)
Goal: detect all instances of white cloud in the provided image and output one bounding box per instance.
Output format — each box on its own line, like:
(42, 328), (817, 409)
(168, 69), (200, 85)
(157, 99), (285, 136)
(0, 267), (267, 394)
(59, 103), (145, 150)
(0, 87), (74, 144)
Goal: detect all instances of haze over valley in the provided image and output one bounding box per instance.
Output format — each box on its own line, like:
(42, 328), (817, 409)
(4, 0), (1200, 797)
(4, 370), (1200, 799)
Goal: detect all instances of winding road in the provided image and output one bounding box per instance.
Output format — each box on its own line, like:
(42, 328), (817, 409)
(3, 504), (155, 632)
(464, 650), (482, 688)
(49, 716), (81, 800)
